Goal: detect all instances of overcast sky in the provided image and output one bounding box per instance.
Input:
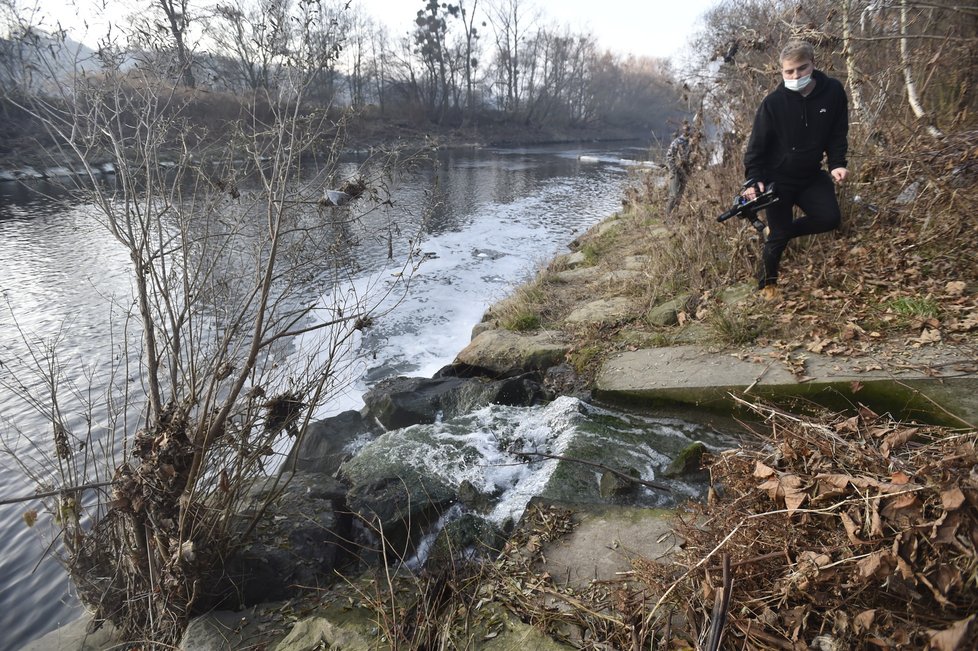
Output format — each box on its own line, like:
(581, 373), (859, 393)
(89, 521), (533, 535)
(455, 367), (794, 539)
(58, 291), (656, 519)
(32, 0), (718, 62)
(366, 0), (717, 60)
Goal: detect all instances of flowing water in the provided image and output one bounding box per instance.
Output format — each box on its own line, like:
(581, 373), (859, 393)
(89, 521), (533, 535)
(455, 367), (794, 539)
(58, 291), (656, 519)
(0, 142), (670, 649)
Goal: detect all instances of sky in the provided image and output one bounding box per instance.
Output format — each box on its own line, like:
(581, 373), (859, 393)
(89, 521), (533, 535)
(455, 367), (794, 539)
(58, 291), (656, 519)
(27, 0), (718, 62)
(365, 0), (718, 61)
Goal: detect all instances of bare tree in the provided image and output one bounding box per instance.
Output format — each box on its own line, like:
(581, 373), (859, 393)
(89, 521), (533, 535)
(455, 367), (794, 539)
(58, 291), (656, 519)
(456, 0), (482, 118)
(207, 0), (290, 91)
(156, 0), (196, 87)
(486, 0), (536, 113)
(6, 2), (424, 645)
(899, 0), (944, 138)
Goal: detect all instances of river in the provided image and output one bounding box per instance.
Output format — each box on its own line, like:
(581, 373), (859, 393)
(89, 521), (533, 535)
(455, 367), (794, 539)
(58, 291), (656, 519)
(0, 142), (658, 649)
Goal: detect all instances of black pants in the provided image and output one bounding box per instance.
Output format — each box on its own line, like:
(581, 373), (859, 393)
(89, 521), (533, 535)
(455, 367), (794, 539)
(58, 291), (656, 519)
(760, 171), (841, 288)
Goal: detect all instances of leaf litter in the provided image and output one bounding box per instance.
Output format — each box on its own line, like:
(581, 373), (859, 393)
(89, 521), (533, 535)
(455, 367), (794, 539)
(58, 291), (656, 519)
(623, 398), (978, 650)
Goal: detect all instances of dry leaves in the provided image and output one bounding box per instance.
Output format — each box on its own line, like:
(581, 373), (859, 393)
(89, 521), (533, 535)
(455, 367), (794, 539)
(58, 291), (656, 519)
(653, 401), (978, 650)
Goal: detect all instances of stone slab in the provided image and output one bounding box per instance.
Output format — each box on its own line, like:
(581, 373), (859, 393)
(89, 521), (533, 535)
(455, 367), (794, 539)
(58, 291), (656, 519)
(595, 345), (978, 426)
(537, 504), (680, 591)
(565, 296), (636, 326)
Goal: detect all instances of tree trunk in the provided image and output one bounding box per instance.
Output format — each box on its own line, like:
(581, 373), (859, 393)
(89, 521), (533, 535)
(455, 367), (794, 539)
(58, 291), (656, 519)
(900, 0), (943, 139)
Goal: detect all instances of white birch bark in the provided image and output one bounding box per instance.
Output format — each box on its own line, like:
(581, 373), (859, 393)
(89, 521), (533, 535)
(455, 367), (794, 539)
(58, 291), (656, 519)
(900, 0), (944, 139)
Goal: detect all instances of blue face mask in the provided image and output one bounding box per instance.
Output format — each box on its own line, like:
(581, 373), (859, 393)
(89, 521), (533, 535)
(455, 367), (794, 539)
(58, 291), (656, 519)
(784, 74), (812, 92)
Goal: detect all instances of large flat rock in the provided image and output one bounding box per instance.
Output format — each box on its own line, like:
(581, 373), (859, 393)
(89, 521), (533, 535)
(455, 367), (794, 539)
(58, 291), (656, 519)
(595, 345), (978, 425)
(537, 504), (680, 591)
(454, 329), (569, 377)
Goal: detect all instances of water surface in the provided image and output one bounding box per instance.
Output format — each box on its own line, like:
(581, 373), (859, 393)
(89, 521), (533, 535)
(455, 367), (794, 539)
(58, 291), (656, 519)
(0, 143), (648, 649)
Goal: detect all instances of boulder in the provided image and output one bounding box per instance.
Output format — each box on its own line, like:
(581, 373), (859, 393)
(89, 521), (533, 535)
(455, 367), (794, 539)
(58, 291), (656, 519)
(453, 329), (569, 378)
(557, 250), (588, 269)
(551, 266), (603, 284)
(594, 218), (622, 237)
(362, 374), (548, 430)
(340, 436), (456, 553)
(285, 410), (379, 475)
(362, 376), (469, 429)
(271, 616), (374, 651)
(19, 617), (119, 651)
(471, 319), (495, 339)
(181, 606), (287, 651)
(598, 468), (640, 498)
(603, 269), (643, 284)
(662, 442), (707, 478)
(425, 513), (505, 566)
(457, 479), (498, 512)
(534, 503), (681, 591)
(718, 283), (754, 306)
(647, 295), (689, 327)
(564, 296), (635, 327)
(543, 363), (588, 399)
(219, 472), (350, 607)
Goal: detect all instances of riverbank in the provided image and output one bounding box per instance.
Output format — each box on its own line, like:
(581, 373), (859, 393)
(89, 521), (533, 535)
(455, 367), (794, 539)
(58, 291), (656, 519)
(0, 113), (652, 176)
(26, 188), (978, 649)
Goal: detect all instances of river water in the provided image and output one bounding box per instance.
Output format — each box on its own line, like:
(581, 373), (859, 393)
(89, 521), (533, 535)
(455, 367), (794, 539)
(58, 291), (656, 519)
(0, 143), (658, 649)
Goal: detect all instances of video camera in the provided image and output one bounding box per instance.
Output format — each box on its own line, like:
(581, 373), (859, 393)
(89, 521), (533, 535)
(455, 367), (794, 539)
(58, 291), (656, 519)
(717, 179), (779, 234)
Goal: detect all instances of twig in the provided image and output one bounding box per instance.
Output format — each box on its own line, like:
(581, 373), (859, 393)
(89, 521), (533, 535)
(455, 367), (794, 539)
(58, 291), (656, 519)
(704, 554), (733, 651)
(744, 362), (774, 395)
(731, 619), (795, 650)
(0, 480), (115, 506)
(517, 450), (671, 492)
(707, 550), (788, 572)
(644, 523), (742, 628)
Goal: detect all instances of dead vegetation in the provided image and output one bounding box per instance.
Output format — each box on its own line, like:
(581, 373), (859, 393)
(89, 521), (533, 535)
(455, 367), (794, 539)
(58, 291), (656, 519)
(351, 399), (976, 650)
(633, 399), (978, 649)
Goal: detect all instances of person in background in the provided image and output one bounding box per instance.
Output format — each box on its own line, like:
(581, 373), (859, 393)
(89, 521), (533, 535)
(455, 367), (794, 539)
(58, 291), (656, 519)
(665, 121), (692, 215)
(742, 39), (849, 301)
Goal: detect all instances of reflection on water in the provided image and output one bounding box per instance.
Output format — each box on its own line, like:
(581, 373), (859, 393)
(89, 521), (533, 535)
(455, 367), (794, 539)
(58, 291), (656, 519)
(0, 142), (648, 649)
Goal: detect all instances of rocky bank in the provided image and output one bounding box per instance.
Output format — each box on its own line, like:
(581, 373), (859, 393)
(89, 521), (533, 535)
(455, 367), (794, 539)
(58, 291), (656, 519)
(23, 207), (978, 650)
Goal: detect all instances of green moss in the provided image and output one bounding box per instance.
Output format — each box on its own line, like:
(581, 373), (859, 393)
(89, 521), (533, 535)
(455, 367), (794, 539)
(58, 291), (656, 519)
(568, 345), (603, 374)
(502, 311), (541, 332)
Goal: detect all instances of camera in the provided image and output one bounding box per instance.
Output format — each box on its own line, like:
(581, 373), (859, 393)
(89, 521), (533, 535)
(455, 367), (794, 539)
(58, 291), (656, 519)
(717, 179), (779, 234)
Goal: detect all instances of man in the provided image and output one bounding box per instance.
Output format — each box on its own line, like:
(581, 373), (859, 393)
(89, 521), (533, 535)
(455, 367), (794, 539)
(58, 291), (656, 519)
(742, 40), (849, 301)
(665, 121), (692, 215)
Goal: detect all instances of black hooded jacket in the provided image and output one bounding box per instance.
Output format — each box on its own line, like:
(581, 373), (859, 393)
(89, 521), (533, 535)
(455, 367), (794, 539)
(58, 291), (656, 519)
(744, 69), (849, 183)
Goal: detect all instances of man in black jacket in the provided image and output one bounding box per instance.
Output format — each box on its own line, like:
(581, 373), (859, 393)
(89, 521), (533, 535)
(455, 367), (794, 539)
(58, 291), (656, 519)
(742, 40), (849, 301)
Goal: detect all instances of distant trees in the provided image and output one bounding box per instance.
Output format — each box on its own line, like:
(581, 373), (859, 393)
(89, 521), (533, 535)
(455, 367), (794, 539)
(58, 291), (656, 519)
(2, 0), (687, 137)
(189, 0), (683, 135)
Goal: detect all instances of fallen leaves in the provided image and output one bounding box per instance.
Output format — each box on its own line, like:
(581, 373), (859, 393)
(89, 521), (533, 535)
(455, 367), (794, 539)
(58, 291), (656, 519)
(928, 616), (975, 651)
(661, 401), (978, 650)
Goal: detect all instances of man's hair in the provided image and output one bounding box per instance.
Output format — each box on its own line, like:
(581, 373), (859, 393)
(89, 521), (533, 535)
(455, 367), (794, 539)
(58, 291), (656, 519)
(779, 40), (815, 64)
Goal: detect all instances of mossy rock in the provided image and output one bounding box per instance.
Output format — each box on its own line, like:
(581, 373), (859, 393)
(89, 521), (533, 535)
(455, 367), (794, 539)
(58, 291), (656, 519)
(599, 468), (640, 498)
(647, 295), (690, 327)
(663, 441), (707, 478)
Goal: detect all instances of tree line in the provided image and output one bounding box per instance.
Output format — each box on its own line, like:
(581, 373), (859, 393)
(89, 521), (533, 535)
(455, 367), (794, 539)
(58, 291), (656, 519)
(0, 0), (687, 139)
